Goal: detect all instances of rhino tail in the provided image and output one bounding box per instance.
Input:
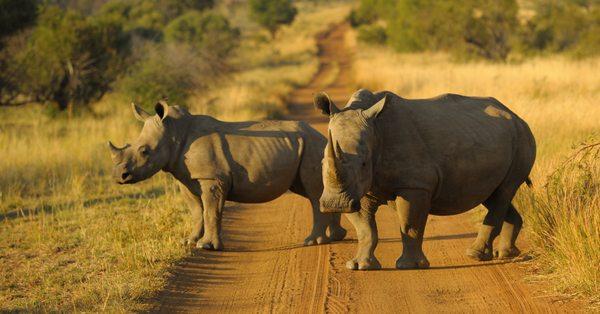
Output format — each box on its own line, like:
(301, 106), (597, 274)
(524, 177), (533, 188)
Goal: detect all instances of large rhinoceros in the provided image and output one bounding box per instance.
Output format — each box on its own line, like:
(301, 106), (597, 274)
(314, 89), (535, 270)
(108, 100), (346, 250)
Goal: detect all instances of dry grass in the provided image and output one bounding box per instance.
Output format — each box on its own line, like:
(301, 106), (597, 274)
(189, 1), (353, 121)
(0, 1), (352, 311)
(349, 31), (600, 304)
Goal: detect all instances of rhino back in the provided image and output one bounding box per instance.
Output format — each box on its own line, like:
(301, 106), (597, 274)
(184, 120), (305, 203)
(375, 93), (531, 213)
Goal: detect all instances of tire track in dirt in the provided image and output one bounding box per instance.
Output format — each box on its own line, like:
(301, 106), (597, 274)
(157, 23), (585, 313)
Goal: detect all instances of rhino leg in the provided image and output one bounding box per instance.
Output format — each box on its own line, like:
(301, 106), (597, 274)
(180, 183), (204, 247)
(197, 179), (226, 251)
(395, 189), (431, 269)
(494, 203), (522, 259)
(304, 200), (333, 245)
(345, 203), (380, 270)
(467, 194), (510, 261)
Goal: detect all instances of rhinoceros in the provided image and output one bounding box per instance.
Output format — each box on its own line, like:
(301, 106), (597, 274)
(314, 89), (536, 270)
(108, 100), (347, 250)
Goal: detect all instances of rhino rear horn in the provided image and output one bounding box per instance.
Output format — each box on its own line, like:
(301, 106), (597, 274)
(132, 103), (151, 121)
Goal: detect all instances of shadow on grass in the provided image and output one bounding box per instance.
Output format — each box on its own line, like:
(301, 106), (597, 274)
(0, 187), (165, 221)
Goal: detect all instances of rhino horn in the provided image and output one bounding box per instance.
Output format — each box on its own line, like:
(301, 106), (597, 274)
(132, 102), (151, 122)
(108, 141), (126, 162)
(326, 130), (343, 179)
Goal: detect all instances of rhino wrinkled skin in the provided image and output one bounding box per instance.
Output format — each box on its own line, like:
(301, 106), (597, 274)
(108, 101), (346, 250)
(314, 89), (536, 270)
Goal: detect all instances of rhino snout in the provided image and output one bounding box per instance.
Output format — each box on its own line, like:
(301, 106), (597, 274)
(113, 164), (133, 184)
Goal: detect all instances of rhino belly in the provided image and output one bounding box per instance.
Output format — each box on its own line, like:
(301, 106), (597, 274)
(430, 142), (513, 215)
(226, 135), (301, 203)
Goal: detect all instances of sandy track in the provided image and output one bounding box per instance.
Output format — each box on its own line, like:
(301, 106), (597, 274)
(157, 24), (582, 313)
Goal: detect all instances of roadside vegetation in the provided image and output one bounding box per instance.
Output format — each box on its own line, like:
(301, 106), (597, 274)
(0, 0), (352, 311)
(347, 23), (599, 304)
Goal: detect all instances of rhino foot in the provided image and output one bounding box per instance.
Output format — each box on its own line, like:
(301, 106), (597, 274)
(304, 234), (330, 246)
(466, 246), (493, 261)
(197, 237), (223, 251)
(181, 238), (198, 247)
(328, 226), (347, 242)
(494, 246), (521, 259)
(346, 257), (381, 270)
(396, 254), (430, 269)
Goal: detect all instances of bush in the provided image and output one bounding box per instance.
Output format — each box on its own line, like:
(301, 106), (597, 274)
(164, 11), (240, 60)
(521, 0), (599, 57)
(118, 43), (218, 107)
(0, 0), (38, 41)
(10, 6), (130, 111)
(356, 24), (386, 45)
(249, 0), (297, 38)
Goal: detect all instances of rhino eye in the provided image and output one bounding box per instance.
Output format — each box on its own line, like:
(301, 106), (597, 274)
(139, 145), (150, 156)
(362, 162), (366, 167)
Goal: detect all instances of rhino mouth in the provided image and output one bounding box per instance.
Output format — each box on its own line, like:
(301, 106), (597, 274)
(116, 172), (136, 184)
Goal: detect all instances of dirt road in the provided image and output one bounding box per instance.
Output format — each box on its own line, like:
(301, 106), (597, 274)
(157, 24), (581, 313)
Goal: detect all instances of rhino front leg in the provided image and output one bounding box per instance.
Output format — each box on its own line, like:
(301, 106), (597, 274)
(345, 198), (380, 270)
(180, 184), (204, 247)
(197, 179), (226, 251)
(304, 201), (347, 246)
(395, 189), (431, 269)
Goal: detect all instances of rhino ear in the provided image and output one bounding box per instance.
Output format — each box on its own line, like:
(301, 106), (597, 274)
(362, 95), (387, 120)
(132, 102), (151, 121)
(314, 92), (340, 116)
(155, 100), (169, 120)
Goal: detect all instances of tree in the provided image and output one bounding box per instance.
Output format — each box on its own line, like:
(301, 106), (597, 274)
(249, 0), (297, 38)
(11, 6), (130, 112)
(164, 11), (240, 60)
(0, 0), (38, 42)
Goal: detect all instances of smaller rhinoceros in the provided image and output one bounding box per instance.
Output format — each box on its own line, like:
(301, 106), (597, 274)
(108, 100), (346, 250)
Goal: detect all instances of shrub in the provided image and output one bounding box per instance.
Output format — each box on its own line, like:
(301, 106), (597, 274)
(521, 0), (600, 57)
(249, 0), (297, 38)
(164, 11), (240, 60)
(11, 6), (130, 111)
(356, 24), (386, 45)
(118, 43), (217, 107)
(0, 0), (38, 41)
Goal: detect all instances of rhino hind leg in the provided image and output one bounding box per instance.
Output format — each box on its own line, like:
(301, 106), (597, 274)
(494, 203), (522, 259)
(345, 203), (381, 270)
(467, 191), (515, 261)
(395, 190), (431, 269)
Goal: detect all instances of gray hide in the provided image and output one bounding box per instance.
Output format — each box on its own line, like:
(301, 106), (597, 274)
(314, 89), (536, 270)
(109, 101), (346, 250)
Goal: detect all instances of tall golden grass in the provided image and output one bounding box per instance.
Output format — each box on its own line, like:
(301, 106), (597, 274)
(349, 32), (600, 303)
(0, 2), (352, 311)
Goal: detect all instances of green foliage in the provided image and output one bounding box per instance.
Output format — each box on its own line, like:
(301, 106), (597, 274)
(356, 24), (386, 45)
(521, 0), (600, 58)
(164, 11), (240, 59)
(249, 0), (297, 38)
(0, 0), (38, 41)
(98, 0), (214, 40)
(353, 0), (599, 60)
(13, 6), (130, 110)
(118, 44), (217, 107)
(383, 0), (518, 61)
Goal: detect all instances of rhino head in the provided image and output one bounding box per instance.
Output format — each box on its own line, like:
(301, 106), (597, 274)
(314, 92), (386, 213)
(108, 100), (184, 184)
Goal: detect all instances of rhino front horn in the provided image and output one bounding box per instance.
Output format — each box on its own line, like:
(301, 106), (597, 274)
(108, 141), (124, 161)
